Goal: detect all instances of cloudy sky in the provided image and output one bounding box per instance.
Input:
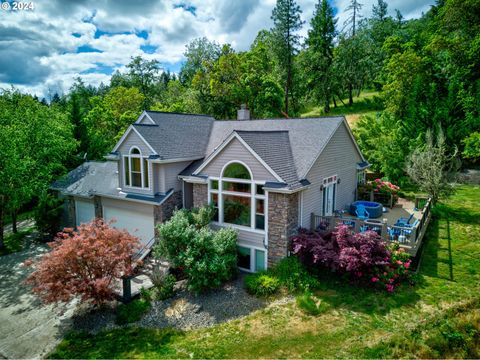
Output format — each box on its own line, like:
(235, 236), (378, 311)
(0, 0), (433, 98)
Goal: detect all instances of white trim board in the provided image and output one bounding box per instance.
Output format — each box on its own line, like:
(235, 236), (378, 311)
(135, 111), (156, 125)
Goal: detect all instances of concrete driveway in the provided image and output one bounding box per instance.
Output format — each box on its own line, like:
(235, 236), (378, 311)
(0, 236), (78, 359)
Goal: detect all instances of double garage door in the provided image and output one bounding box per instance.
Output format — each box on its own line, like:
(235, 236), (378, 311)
(74, 197), (155, 246)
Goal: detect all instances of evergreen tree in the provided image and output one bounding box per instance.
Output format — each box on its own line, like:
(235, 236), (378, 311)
(372, 0), (388, 21)
(305, 0), (337, 113)
(271, 0), (304, 116)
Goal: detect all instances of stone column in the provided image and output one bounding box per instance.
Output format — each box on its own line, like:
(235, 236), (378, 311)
(93, 195), (103, 219)
(192, 183), (208, 208)
(154, 191), (183, 236)
(66, 195), (76, 228)
(267, 192), (299, 267)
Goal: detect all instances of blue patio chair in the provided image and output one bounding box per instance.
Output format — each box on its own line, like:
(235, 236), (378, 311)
(355, 204), (370, 220)
(403, 219), (419, 229)
(395, 213), (414, 227)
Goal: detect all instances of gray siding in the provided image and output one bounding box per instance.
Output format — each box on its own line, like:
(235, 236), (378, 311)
(162, 161), (192, 193)
(200, 138), (278, 181)
(301, 122), (362, 229)
(153, 161), (191, 195)
(117, 130), (154, 196)
(210, 223), (266, 248)
(117, 129), (153, 156)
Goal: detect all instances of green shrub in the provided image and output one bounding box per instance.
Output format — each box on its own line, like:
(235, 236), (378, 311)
(155, 274), (176, 300)
(116, 298), (151, 325)
(296, 292), (329, 316)
(244, 273), (281, 297)
(154, 207), (238, 293)
(273, 256), (320, 292)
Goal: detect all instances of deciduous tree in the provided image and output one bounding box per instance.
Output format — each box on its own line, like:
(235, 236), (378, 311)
(26, 219), (141, 304)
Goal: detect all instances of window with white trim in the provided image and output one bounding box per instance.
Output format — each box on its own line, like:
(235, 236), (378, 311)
(123, 147), (149, 189)
(209, 162), (266, 231)
(357, 170), (366, 185)
(237, 245), (266, 272)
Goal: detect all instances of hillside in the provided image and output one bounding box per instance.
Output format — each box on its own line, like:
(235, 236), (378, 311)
(301, 90), (383, 128)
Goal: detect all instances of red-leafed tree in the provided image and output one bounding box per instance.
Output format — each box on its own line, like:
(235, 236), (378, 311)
(25, 219), (141, 305)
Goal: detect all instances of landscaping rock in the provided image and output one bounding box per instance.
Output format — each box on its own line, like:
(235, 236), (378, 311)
(139, 274), (266, 330)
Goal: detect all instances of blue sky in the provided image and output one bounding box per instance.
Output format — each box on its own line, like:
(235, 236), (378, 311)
(0, 0), (434, 98)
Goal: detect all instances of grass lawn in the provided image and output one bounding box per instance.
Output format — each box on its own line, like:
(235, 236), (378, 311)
(301, 90), (382, 128)
(49, 185), (480, 359)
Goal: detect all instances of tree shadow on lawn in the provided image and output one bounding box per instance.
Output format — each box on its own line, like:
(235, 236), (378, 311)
(47, 327), (184, 359)
(309, 272), (425, 317)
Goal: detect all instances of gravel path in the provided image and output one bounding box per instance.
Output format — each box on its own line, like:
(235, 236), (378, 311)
(71, 274), (267, 334)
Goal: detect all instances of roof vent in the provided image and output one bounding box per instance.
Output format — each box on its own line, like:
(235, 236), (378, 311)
(237, 104), (250, 120)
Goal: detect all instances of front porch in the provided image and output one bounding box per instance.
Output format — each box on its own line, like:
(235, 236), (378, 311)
(311, 196), (432, 256)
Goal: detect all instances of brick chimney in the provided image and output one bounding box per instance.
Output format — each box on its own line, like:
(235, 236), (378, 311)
(237, 104), (250, 120)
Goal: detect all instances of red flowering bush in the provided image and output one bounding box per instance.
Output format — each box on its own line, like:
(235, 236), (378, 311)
(362, 178), (400, 195)
(291, 225), (412, 292)
(25, 219), (141, 305)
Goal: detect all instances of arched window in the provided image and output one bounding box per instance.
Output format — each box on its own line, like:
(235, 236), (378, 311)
(124, 147), (149, 188)
(209, 161), (265, 231)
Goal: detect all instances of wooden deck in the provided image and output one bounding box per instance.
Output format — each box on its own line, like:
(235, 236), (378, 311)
(311, 197), (432, 256)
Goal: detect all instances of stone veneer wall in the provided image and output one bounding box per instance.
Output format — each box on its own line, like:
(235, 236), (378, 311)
(93, 195), (103, 218)
(153, 191), (183, 235)
(267, 192), (299, 267)
(65, 195), (76, 228)
(192, 183), (208, 208)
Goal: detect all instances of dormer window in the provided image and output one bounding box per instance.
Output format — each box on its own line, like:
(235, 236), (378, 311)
(124, 147), (149, 189)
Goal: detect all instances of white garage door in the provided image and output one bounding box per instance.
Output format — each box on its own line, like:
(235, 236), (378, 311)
(75, 198), (95, 226)
(102, 198), (155, 246)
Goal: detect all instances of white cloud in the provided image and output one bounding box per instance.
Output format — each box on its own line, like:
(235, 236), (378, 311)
(0, 0), (433, 98)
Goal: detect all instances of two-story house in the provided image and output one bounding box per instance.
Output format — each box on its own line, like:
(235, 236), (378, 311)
(53, 108), (369, 271)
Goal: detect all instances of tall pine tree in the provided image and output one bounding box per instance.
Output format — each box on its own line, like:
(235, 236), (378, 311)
(305, 0), (337, 113)
(271, 0), (304, 116)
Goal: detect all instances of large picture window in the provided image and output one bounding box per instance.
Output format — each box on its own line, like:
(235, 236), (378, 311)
(209, 162), (266, 231)
(123, 147), (149, 189)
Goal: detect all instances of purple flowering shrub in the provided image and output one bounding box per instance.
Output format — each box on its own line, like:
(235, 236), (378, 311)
(291, 225), (412, 292)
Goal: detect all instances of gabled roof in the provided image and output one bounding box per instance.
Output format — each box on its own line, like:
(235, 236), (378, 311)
(235, 130), (299, 186)
(128, 111), (215, 160)
(205, 117), (346, 180)
(112, 111), (364, 191)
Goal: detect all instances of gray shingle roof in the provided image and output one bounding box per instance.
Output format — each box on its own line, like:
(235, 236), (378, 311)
(235, 130), (299, 185)
(52, 161), (174, 204)
(51, 161), (119, 197)
(206, 117), (344, 180)
(133, 111), (214, 160)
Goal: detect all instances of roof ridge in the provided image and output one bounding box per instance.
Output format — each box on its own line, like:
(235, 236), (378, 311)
(235, 130), (289, 133)
(214, 116), (345, 122)
(145, 110), (213, 118)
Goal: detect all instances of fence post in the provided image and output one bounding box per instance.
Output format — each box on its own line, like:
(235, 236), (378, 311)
(122, 276), (132, 302)
(310, 213), (315, 231)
